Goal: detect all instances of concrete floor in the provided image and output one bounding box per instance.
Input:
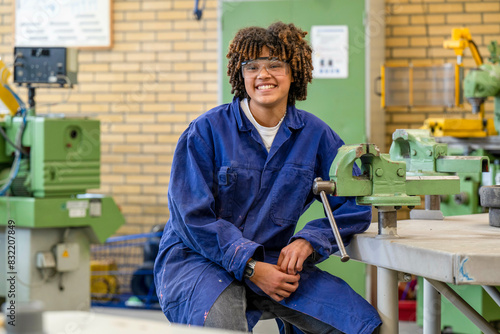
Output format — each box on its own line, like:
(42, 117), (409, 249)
(93, 307), (424, 333)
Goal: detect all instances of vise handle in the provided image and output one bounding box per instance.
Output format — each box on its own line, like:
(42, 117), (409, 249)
(313, 178), (350, 262)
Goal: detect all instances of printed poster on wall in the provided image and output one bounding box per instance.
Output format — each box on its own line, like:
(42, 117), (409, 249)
(311, 25), (349, 79)
(15, 0), (112, 48)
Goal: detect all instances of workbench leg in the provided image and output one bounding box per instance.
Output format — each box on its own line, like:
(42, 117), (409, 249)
(423, 278), (441, 334)
(377, 267), (398, 334)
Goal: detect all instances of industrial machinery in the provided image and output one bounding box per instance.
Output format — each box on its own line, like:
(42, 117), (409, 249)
(0, 47), (124, 311)
(315, 129), (493, 333)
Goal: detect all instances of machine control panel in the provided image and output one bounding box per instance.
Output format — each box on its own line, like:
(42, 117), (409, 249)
(13, 47), (78, 86)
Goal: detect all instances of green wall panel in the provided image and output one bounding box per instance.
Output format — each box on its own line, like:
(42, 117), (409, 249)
(221, 0), (367, 145)
(221, 0), (369, 297)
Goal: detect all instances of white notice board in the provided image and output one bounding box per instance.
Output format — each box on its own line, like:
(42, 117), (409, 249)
(15, 0), (112, 49)
(311, 25), (348, 79)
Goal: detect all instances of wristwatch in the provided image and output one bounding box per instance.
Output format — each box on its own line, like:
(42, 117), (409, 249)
(244, 259), (257, 279)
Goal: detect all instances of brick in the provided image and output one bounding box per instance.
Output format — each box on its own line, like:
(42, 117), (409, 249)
(112, 185), (142, 194)
(428, 25), (455, 36)
(115, 22), (142, 32)
(111, 124), (141, 133)
(95, 73), (125, 82)
(446, 14), (481, 24)
(142, 42), (172, 52)
(484, 13), (500, 23)
(112, 144), (142, 153)
(158, 93), (188, 102)
(126, 134), (156, 143)
(465, 2), (500, 12)
(386, 37), (409, 47)
(392, 26), (427, 36)
(114, 2), (141, 11)
(158, 10), (189, 20)
(143, 206), (169, 214)
(174, 82), (204, 92)
(468, 25), (500, 35)
(126, 195), (158, 204)
(142, 1), (172, 10)
(428, 4), (463, 13)
(126, 175), (156, 184)
(127, 154), (157, 163)
(143, 103), (173, 112)
(386, 15), (410, 25)
(142, 21), (172, 32)
(173, 41), (205, 51)
(125, 32), (156, 42)
(110, 83), (138, 92)
(120, 205), (143, 215)
(126, 114), (156, 123)
(158, 31), (188, 41)
(101, 154), (125, 164)
(95, 93), (123, 102)
(79, 104), (110, 113)
(410, 15), (445, 25)
(80, 63), (109, 72)
(126, 11), (156, 21)
(95, 53), (126, 62)
(173, 62), (204, 71)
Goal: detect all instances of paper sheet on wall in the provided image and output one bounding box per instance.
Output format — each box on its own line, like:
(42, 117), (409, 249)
(15, 0), (111, 48)
(311, 25), (349, 79)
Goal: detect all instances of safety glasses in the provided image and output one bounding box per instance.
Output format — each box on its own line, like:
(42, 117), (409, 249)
(241, 57), (289, 78)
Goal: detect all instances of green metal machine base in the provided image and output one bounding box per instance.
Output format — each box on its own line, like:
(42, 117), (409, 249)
(0, 195), (124, 243)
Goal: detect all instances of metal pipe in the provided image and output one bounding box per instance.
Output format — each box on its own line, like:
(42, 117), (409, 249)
(377, 267), (398, 334)
(318, 190), (350, 262)
(425, 195), (440, 211)
(426, 279), (498, 334)
(377, 207), (398, 237)
(423, 278), (441, 334)
(483, 285), (500, 308)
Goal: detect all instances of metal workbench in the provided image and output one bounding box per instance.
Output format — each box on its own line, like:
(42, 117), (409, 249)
(346, 213), (500, 334)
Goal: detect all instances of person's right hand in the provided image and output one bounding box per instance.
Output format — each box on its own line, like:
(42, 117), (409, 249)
(249, 261), (300, 302)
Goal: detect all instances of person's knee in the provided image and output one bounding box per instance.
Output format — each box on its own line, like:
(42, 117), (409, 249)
(204, 282), (248, 332)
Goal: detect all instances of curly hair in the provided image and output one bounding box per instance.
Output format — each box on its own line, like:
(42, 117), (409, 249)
(226, 22), (313, 106)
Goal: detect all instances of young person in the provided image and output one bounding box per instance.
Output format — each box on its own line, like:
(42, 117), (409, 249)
(154, 22), (382, 334)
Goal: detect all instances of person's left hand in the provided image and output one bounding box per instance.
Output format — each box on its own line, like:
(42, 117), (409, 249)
(277, 238), (314, 275)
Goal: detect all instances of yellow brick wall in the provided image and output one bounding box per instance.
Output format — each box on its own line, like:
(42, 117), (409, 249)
(0, 0), (219, 235)
(385, 0), (500, 148)
(2, 0), (498, 234)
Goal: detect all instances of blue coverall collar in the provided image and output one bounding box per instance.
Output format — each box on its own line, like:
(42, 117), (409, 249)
(232, 97), (305, 132)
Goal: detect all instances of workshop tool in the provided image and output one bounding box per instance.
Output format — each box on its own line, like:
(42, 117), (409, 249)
(0, 47), (125, 311)
(314, 129), (488, 334)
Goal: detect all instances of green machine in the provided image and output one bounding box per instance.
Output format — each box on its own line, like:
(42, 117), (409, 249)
(220, 0), (385, 298)
(0, 48), (124, 311)
(419, 41), (500, 334)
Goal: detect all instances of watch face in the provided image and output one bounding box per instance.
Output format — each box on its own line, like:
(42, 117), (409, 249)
(244, 266), (254, 278)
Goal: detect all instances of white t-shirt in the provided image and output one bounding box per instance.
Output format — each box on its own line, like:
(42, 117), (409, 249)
(240, 98), (285, 152)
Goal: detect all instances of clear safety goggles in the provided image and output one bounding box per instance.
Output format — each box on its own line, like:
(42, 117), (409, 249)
(241, 57), (289, 78)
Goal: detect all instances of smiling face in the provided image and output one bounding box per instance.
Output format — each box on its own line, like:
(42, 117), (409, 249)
(244, 46), (292, 120)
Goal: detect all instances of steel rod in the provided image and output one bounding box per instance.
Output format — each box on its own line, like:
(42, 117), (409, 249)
(319, 190), (350, 262)
(426, 279), (498, 334)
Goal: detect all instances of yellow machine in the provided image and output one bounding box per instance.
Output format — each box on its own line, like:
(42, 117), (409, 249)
(423, 28), (497, 137)
(381, 28), (497, 137)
